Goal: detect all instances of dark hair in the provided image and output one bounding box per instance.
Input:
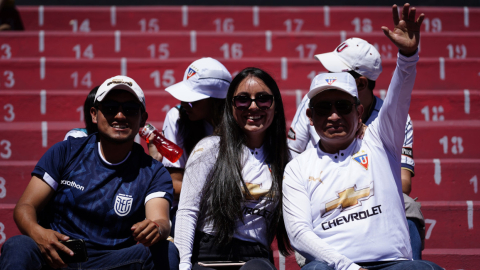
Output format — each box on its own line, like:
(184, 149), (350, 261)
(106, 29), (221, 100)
(177, 98), (225, 156)
(199, 67), (292, 255)
(85, 86), (99, 135)
(348, 70), (376, 91)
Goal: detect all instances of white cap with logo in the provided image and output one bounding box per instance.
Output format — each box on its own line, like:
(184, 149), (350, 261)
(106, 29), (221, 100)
(307, 72), (358, 100)
(166, 57), (232, 102)
(314, 38), (382, 81)
(96, 75), (146, 109)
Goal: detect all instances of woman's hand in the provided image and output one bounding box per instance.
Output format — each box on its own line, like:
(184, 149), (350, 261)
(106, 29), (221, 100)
(356, 124), (368, 139)
(147, 133), (163, 162)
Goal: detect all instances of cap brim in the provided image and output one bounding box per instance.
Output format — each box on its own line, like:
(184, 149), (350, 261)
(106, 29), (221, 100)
(165, 81), (210, 102)
(307, 85), (355, 99)
(314, 52), (352, 73)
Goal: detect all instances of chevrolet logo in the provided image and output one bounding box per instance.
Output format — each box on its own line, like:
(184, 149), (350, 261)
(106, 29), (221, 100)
(324, 185), (372, 216)
(242, 183), (272, 200)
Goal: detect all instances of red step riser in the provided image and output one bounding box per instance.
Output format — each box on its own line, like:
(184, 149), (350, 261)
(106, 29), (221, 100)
(17, 6), (480, 32)
(420, 201), (480, 249)
(1, 58), (479, 91)
(2, 31), (479, 59)
(0, 163), (35, 204)
(0, 205), (20, 252)
(411, 160), (480, 201)
(422, 249), (480, 270)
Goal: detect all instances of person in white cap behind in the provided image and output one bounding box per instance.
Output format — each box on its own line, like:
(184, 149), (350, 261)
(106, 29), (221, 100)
(283, 4), (442, 270)
(0, 75), (178, 269)
(148, 57), (232, 237)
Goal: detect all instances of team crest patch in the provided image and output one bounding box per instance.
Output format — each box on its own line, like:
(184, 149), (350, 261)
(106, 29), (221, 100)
(353, 153), (369, 170)
(325, 78), (337, 85)
(287, 127), (296, 140)
(114, 194), (133, 216)
(186, 67), (197, 80)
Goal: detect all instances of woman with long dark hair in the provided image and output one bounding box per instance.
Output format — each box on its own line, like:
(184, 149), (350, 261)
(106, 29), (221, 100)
(175, 67), (292, 270)
(63, 86), (99, 140)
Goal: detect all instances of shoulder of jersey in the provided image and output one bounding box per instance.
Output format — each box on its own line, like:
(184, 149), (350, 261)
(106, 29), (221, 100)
(289, 147), (318, 164)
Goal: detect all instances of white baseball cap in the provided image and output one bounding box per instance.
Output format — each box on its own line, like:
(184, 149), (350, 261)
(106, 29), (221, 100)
(307, 72), (358, 100)
(96, 75), (146, 109)
(165, 57), (232, 102)
(314, 38), (382, 81)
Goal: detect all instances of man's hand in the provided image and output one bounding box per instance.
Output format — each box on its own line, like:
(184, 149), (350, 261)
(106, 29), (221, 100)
(381, 3), (425, 57)
(147, 133), (163, 162)
(131, 219), (162, 247)
(30, 227), (73, 269)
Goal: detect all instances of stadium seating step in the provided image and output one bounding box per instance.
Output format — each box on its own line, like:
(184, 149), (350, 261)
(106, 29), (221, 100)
(1, 31), (479, 59)
(16, 6), (480, 33)
(1, 57), (479, 91)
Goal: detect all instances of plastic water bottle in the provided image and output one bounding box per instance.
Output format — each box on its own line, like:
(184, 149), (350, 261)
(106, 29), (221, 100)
(139, 123), (183, 163)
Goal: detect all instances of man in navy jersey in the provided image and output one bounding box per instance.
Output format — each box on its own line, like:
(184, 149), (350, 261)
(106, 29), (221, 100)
(0, 76), (176, 269)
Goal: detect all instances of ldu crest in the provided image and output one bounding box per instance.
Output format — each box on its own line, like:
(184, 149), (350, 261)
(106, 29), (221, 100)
(114, 194), (133, 216)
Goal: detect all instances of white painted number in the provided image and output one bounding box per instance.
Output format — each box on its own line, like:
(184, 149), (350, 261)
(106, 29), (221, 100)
(214, 18), (234, 32)
(421, 105), (444, 121)
(447, 44), (467, 59)
(373, 43), (393, 59)
(76, 106), (83, 121)
(0, 140), (11, 159)
(3, 71), (15, 88)
(425, 219), (436, 239)
(147, 43), (170, 59)
(284, 19), (304, 32)
(220, 43), (243, 59)
(72, 44), (94, 59)
(3, 104), (14, 122)
(0, 222), (5, 245)
(149, 70), (175, 88)
(139, 18), (159, 32)
(470, 175), (478, 194)
(296, 44), (317, 59)
(423, 18), (442, 32)
(351, 18), (372, 33)
(439, 136), (464, 154)
(70, 19), (91, 32)
(70, 72), (92, 88)
(1, 44), (11, 59)
(0, 177), (5, 198)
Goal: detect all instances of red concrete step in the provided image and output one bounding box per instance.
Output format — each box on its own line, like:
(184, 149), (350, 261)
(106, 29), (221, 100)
(1, 57), (479, 91)
(1, 31), (479, 59)
(0, 204), (20, 251)
(0, 162), (35, 204)
(411, 159), (480, 201)
(419, 201), (480, 249)
(17, 6), (480, 32)
(413, 120), (480, 159)
(423, 249), (480, 270)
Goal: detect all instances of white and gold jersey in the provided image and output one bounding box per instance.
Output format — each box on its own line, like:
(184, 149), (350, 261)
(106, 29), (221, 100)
(283, 51), (419, 270)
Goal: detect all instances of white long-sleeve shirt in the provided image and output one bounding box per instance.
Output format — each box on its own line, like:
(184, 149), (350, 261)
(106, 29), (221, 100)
(283, 51), (419, 270)
(175, 136), (276, 270)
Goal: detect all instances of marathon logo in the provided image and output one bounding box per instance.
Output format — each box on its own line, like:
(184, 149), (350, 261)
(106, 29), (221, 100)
(60, 180), (85, 191)
(243, 206), (272, 219)
(287, 127), (296, 140)
(402, 147), (413, 159)
(321, 205), (382, 230)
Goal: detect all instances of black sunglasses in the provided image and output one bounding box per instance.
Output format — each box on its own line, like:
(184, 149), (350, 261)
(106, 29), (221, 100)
(310, 100), (355, 116)
(232, 94), (274, 111)
(98, 100), (142, 117)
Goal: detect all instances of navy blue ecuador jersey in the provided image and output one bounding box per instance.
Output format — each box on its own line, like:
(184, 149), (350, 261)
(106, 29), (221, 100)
(32, 133), (173, 249)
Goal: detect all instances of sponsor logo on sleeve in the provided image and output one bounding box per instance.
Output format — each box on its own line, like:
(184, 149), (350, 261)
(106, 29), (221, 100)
(114, 194), (133, 217)
(60, 180), (84, 191)
(402, 147), (413, 159)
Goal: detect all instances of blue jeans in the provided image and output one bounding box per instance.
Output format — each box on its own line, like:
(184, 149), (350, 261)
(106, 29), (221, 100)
(407, 218), (423, 260)
(302, 260), (443, 270)
(0, 235), (179, 270)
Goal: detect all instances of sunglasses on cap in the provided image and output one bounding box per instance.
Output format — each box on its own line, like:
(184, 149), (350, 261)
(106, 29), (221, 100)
(232, 94), (274, 111)
(98, 100), (142, 117)
(310, 100), (355, 116)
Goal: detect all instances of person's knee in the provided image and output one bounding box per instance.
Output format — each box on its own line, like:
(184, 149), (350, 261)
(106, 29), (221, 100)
(2, 235), (38, 253)
(302, 261), (335, 270)
(240, 258), (275, 270)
